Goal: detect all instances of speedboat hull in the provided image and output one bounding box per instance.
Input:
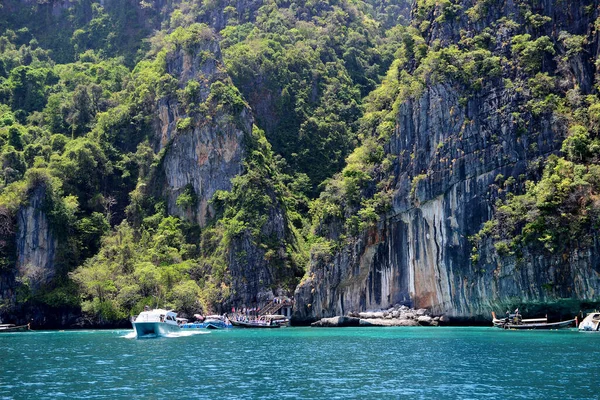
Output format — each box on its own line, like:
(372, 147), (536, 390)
(578, 312), (600, 332)
(133, 321), (180, 337)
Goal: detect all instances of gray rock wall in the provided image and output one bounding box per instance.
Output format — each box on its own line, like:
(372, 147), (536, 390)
(227, 197), (293, 307)
(16, 185), (57, 289)
(294, 0), (600, 323)
(154, 37), (250, 227)
(0, 184), (57, 324)
(152, 30), (299, 307)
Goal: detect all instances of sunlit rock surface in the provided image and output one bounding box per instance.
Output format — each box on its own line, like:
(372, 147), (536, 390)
(294, 0), (600, 323)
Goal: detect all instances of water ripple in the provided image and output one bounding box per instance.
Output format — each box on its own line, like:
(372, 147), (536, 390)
(1, 327), (599, 399)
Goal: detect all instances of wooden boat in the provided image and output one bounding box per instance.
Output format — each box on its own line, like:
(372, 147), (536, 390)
(501, 319), (576, 330)
(0, 323), (30, 333)
(491, 312), (576, 330)
(492, 312), (548, 327)
(262, 314), (290, 327)
(230, 318), (280, 328)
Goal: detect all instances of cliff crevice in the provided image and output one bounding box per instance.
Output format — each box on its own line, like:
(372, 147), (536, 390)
(294, 0), (600, 323)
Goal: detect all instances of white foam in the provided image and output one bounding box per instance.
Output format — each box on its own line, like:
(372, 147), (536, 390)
(122, 331), (137, 339)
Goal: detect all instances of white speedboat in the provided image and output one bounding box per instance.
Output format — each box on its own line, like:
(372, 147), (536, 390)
(578, 312), (600, 332)
(132, 308), (181, 337)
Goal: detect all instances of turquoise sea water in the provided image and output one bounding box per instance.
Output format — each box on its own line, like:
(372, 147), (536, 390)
(1, 327), (598, 399)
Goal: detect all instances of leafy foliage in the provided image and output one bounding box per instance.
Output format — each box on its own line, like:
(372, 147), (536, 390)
(219, 0), (409, 195)
(310, 0), (600, 276)
(2, 0), (596, 325)
(472, 154), (600, 257)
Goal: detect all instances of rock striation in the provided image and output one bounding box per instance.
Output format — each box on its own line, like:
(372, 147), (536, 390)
(0, 183), (58, 324)
(153, 30), (249, 227)
(150, 26), (301, 309)
(16, 185), (57, 289)
(294, 0), (600, 323)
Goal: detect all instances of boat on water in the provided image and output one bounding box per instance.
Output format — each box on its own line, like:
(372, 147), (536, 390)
(491, 311), (576, 330)
(131, 308), (181, 337)
(180, 315), (232, 330)
(0, 323), (30, 333)
(230, 315), (281, 328)
(262, 314), (290, 327)
(578, 311), (600, 332)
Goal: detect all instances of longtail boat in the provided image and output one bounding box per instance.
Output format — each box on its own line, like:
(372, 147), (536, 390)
(491, 312), (576, 330)
(0, 323), (30, 333)
(229, 317), (280, 328)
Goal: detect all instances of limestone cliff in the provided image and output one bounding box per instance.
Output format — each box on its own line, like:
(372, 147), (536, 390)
(148, 26), (302, 308)
(226, 190), (298, 307)
(294, 0), (600, 323)
(16, 185), (58, 288)
(0, 183), (58, 324)
(152, 32), (249, 227)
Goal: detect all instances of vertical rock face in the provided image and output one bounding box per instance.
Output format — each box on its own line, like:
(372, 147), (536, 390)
(161, 116), (248, 226)
(152, 27), (300, 305)
(227, 199), (294, 307)
(294, 0), (600, 322)
(0, 184), (57, 322)
(16, 185), (57, 289)
(154, 34), (250, 227)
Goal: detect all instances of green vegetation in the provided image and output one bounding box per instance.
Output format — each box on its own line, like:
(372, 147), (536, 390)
(472, 153), (600, 256)
(472, 121), (600, 257)
(0, 2), (324, 323)
(309, 0), (600, 275)
(218, 0), (410, 196)
(70, 218), (201, 323)
(0, 0), (161, 65)
(1, 0), (597, 326)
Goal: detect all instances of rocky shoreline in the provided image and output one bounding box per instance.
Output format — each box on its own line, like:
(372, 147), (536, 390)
(311, 306), (447, 327)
